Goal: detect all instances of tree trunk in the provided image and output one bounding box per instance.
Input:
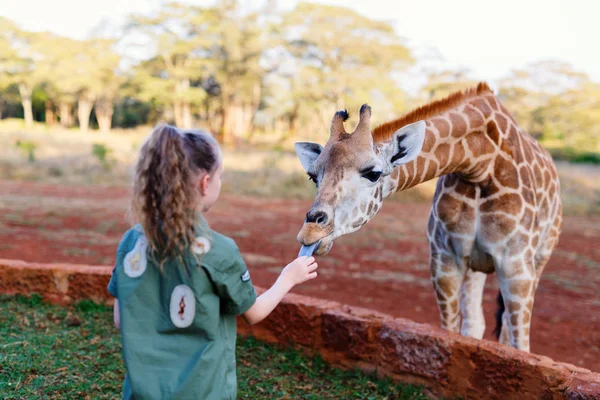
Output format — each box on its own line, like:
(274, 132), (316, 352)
(59, 102), (74, 127)
(96, 97), (114, 133)
(45, 101), (56, 125)
(18, 83), (33, 128)
(77, 92), (95, 133)
(182, 102), (192, 129)
(174, 100), (183, 128)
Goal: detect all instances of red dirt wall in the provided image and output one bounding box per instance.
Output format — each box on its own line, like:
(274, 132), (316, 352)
(1, 258), (599, 399)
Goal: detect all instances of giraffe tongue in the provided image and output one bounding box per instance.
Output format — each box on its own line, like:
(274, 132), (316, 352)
(298, 241), (321, 258)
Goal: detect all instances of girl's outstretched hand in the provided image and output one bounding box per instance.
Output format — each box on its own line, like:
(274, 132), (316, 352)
(279, 256), (318, 289)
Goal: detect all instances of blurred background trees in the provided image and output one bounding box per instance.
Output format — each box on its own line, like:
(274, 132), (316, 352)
(0, 1), (598, 159)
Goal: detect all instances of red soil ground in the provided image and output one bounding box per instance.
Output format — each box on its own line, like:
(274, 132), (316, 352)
(1, 180), (599, 371)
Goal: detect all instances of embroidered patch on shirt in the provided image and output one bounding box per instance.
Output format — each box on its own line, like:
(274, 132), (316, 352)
(169, 284), (196, 328)
(124, 236), (148, 278)
(191, 236), (211, 255)
(240, 269), (251, 282)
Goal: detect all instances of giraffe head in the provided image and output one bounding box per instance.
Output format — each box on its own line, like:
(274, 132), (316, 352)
(295, 104), (426, 255)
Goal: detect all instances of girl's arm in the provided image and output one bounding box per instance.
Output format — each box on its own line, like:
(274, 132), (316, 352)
(113, 299), (121, 329)
(242, 256), (317, 325)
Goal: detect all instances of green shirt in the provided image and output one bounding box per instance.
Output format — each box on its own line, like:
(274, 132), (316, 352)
(108, 223), (257, 400)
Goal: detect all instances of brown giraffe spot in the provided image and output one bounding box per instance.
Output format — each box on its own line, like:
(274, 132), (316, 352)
(526, 299), (534, 311)
(524, 327), (530, 336)
(465, 131), (495, 156)
(432, 118), (451, 138)
(486, 96), (500, 111)
(522, 139), (534, 161)
(480, 214), (516, 242)
(495, 113), (508, 134)
(510, 313), (519, 326)
(480, 193), (522, 214)
(494, 155), (519, 189)
(548, 182), (557, 198)
(543, 170), (552, 189)
(449, 112), (467, 138)
(521, 208), (535, 230)
(455, 179), (477, 199)
(507, 231), (531, 251)
(471, 98), (493, 117)
(533, 164), (543, 185)
(509, 280), (531, 297)
(508, 301), (521, 311)
(415, 157), (426, 182)
(522, 187), (536, 206)
(539, 197), (550, 218)
(525, 248), (534, 262)
(505, 261), (525, 278)
(523, 310), (531, 324)
(352, 219), (364, 229)
(452, 142), (467, 169)
(505, 125), (523, 162)
(434, 143), (451, 170)
(519, 165), (532, 188)
(480, 178), (500, 198)
(390, 167), (401, 183)
(421, 133), (436, 153)
(463, 105), (485, 129)
(404, 161), (416, 187)
(425, 159), (439, 182)
(449, 298), (458, 312)
(486, 120), (501, 145)
(531, 234), (540, 249)
(437, 193), (475, 234)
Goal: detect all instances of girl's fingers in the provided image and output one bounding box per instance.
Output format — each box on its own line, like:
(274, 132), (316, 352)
(307, 271), (317, 279)
(306, 262), (318, 272)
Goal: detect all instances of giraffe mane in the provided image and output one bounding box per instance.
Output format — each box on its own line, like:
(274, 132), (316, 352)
(372, 82), (493, 143)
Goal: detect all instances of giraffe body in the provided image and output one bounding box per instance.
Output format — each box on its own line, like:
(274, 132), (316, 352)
(294, 83), (562, 352)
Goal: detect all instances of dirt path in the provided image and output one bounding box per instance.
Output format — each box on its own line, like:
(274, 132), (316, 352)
(1, 180), (599, 371)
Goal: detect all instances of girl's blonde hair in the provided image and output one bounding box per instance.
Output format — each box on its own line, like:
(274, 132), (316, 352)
(131, 123), (221, 261)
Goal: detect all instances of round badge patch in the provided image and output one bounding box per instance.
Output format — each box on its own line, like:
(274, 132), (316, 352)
(191, 236), (211, 255)
(124, 236), (148, 278)
(169, 285), (196, 328)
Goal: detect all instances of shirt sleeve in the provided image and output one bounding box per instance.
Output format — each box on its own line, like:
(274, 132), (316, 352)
(107, 267), (118, 298)
(107, 229), (136, 299)
(205, 246), (257, 316)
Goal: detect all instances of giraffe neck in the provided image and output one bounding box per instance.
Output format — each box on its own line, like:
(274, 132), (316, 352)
(382, 94), (500, 197)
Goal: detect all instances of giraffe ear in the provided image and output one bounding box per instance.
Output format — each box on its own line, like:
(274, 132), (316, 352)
(295, 142), (323, 172)
(384, 121), (426, 168)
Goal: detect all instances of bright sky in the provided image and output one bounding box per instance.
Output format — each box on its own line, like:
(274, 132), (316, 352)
(2, 0), (599, 83)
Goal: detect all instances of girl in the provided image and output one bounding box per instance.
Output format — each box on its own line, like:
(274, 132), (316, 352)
(107, 123), (318, 400)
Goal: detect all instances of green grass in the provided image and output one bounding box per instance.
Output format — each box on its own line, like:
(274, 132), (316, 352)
(0, 295), (428, 399)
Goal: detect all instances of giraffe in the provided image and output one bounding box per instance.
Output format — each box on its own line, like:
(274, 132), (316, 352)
(294, 83), (562, 352)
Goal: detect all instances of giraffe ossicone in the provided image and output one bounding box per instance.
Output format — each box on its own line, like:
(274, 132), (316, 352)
(295, 83), (562, 353)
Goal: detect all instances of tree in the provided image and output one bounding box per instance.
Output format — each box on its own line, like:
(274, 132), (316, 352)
(274, 2), (413, 138)
(127, 3), (208, 129)
(0, 17), (44, 128)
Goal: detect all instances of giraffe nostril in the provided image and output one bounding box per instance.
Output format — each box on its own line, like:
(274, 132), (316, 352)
(306, 210), (328, 225)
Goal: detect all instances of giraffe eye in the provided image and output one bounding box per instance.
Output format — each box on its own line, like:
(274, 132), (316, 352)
(363, 170), (382, 182)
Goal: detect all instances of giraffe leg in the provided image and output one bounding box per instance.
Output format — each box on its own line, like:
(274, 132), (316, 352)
(460, 269), (487, 339)
(497, 260), (536, 352)
(430, 252), (463, 333)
